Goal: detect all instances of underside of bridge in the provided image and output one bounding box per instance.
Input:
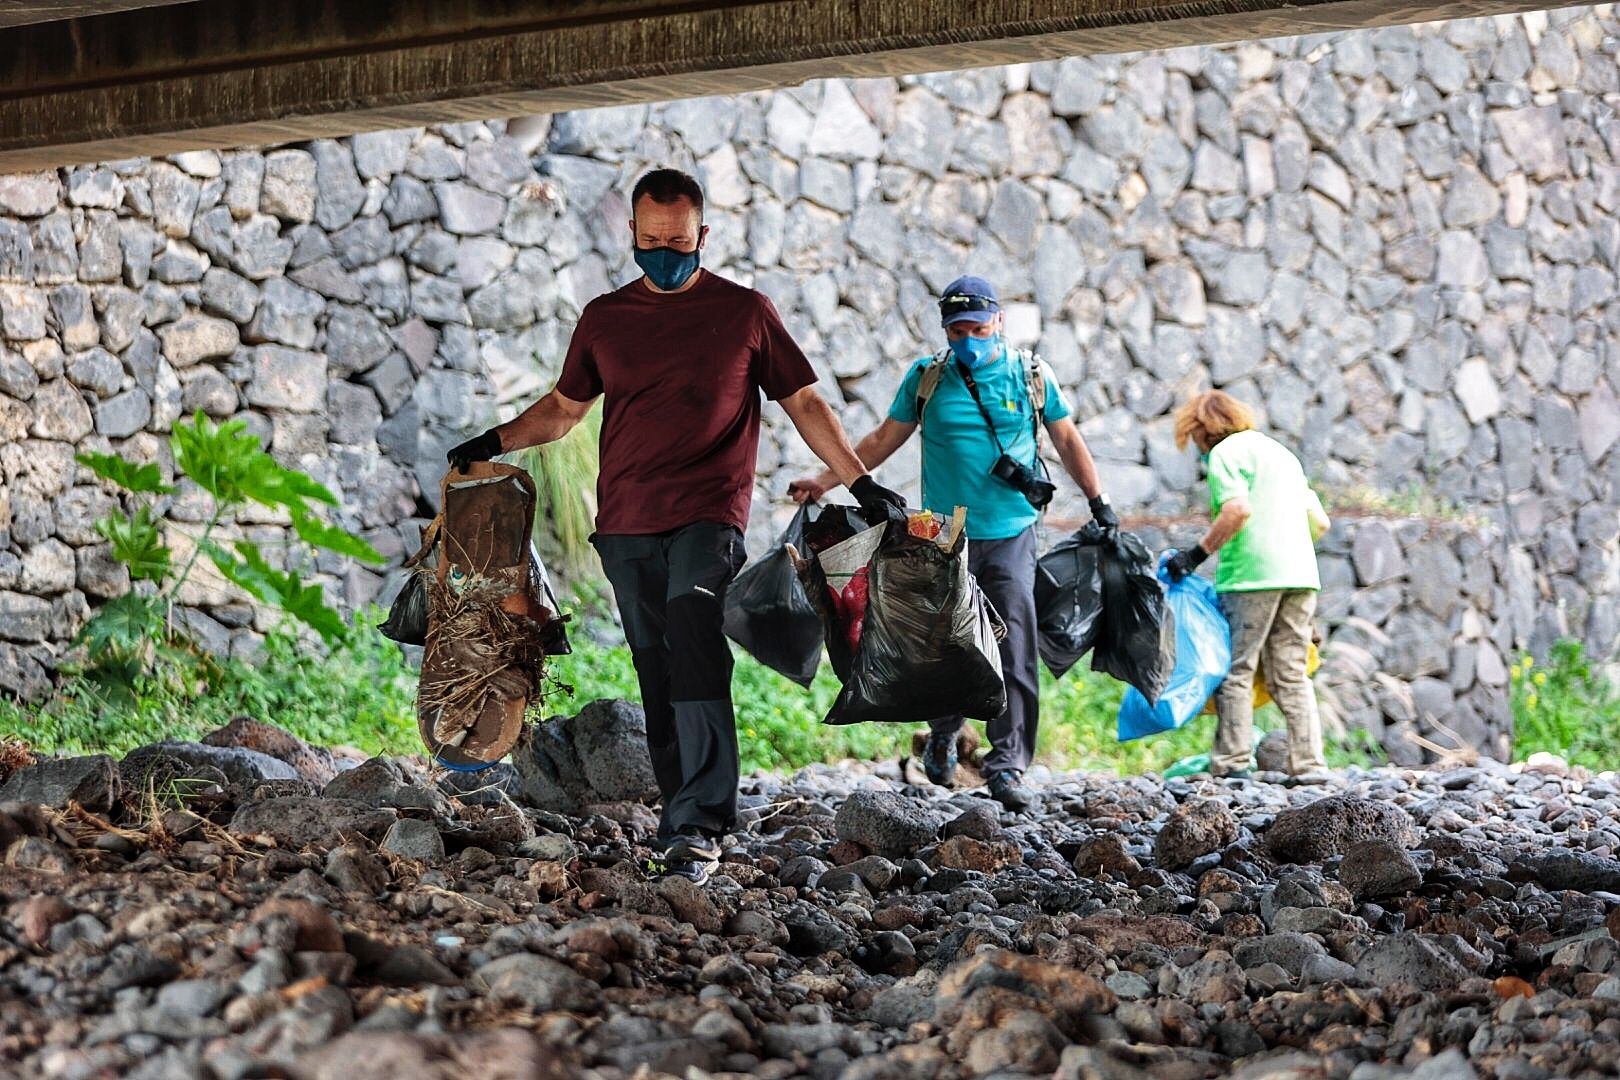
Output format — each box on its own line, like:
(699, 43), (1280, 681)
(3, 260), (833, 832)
(0, 0), (1587, 172)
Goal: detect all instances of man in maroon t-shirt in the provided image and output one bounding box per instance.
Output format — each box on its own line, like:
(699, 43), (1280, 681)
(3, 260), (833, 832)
(449, 169), (902, 882)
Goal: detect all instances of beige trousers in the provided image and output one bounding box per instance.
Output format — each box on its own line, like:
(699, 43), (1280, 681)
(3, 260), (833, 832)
(1212, 589), (1327, 775)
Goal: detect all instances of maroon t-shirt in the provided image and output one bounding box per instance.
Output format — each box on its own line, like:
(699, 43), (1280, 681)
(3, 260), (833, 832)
(556, 270), (818, 535)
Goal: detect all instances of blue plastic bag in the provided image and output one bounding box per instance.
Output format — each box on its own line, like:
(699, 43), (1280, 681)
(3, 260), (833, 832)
(1117, 557), (1232, 742)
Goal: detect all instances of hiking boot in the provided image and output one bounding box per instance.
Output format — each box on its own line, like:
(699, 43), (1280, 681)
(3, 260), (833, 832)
(665, 827), (722, 863)
(1214, 769), (1254, 782)
(923, 731), (959, 787)
(986, 769), (1034, 813)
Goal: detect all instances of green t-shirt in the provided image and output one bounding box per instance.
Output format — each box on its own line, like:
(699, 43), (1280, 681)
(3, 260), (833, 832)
(1205, 429), (1323, 592)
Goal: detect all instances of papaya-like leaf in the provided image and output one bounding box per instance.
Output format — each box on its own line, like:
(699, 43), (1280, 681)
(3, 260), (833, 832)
(172, 413), (261, 507)
(172, 412), (340, 517)
(74, 593), (163, 659)
(204, 539), (349, 645)
(199, 538), (278, 606)
(290, 511), (385, 564)
(76, 451), (174, 495)
(96, 507), (171, 582)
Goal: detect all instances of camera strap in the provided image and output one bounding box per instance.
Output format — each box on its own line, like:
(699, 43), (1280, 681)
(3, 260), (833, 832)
(956, 360), (1049, 480)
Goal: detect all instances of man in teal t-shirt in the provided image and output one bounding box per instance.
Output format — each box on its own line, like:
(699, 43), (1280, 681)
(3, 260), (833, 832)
(1166, 390), (1331, 778)
(790, 276), (1116, 811)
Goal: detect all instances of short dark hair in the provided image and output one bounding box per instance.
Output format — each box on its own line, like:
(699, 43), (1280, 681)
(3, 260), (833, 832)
(631, 168), (705, 218)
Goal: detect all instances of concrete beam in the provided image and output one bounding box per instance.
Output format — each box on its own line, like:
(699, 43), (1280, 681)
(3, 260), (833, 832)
(0, 0), (191, 30)
(0, 0), (1585, 171)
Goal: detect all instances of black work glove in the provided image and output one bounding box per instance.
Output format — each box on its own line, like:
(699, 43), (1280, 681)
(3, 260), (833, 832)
(850, 474), (906, 525)
(1088, 493), (1119, 537)
(446, 429), (502, 472)
(1164, 544), (1209, 583)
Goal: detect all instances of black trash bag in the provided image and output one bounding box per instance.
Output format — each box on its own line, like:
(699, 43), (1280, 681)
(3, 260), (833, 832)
(801, 504), (869, 556)
(1090, 529), (1175, 705)
(529, 545), (572, 656)
(380, 571), (429, 646)
(822, 520), (1006, 725)
(1034, 527), (1105, 679)
(723, 503), (823, 686)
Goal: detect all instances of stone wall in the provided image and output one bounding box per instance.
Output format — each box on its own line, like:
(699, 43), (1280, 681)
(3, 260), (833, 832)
(1, 8), (1618, 754)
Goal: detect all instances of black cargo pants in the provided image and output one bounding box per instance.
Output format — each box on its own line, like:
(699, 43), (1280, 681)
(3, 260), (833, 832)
(928, 526), (1040, 775)
(593, 522), (746, 840)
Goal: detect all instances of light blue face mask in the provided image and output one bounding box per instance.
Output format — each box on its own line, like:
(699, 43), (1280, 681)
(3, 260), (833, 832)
(950, 332), (1002, 369)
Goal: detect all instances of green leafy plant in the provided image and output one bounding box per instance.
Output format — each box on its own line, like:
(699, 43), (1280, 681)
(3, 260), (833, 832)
(1511, 641), (1620, 770)
(74, 413), (384, 686)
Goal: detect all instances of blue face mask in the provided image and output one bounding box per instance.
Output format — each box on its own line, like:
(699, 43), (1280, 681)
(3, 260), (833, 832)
(950, 332), (1002, 369)
(635, 245), (701, 291)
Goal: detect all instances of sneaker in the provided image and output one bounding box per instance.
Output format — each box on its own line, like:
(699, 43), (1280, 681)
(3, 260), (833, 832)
(642, 853), (712, 884)
(986, 769), (1034, 813)
(665, 827), (722, 863)
(923, 731), (959, 787)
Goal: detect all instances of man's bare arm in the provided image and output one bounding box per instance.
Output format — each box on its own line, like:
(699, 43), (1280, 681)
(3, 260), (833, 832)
(777, 386), (871, 487)
(495, 389), (597, 452)
(794, 418), (916, 499)
(1045, 417), (1103, 500)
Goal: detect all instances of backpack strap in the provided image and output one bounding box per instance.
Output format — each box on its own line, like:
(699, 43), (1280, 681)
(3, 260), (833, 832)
(916, 347), (1050, 434)
(1022, 349), (1047, 420)
(913, 349), (952, 428)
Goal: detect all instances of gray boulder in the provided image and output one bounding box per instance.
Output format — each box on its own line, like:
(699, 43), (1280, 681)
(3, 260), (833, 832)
(472, 953), (602, 1012)
(0, 754), (120, 812)
(1267, 795), (1418, 864)
(1353, 932), (1469, 993)
(1338, 839), (1423, 900)
(227, 796), (396, 849)
(122, 742), (298, 790)
(323, 757), (451, 818)
(834, 790), (946, 859)
(511, 699), (660, 814)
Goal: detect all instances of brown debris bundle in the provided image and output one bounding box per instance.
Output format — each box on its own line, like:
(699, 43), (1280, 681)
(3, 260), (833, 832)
(0, 737), (37, 783)
(419, 571), (547, 747)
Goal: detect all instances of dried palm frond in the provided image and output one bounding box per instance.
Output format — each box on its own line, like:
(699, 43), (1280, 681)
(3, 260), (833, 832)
(419, 571), (548, 745)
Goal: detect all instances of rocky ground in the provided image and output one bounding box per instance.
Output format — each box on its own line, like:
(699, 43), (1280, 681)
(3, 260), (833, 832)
(3, 707), (1620, 1079)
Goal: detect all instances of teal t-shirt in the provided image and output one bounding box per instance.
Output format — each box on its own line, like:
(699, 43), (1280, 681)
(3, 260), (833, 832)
(888, 348), (1073, 540)
(1205, 429), (1323, 592)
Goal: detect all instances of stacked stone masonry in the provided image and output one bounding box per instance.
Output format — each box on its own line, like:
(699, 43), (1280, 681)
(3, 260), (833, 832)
(1, 8), (1618, 760)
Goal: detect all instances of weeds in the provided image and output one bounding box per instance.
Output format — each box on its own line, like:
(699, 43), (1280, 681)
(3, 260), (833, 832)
(1511, 641), (1620, 771)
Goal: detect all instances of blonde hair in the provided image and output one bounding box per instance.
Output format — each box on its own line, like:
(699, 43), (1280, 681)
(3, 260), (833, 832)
(1174, 390), (1256, 451)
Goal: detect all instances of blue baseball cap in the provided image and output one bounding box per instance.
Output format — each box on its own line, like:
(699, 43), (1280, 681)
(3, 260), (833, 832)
(938, 275), (1000, 327)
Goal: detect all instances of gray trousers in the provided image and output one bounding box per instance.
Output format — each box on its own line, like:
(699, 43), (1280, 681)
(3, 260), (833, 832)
(1212, 588), (1327, 775)
(593, 523), (745, 839)
(929, 526), (1040, 775)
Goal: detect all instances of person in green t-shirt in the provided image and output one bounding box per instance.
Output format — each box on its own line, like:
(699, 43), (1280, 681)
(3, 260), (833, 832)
(1165, 391), (1331, 778)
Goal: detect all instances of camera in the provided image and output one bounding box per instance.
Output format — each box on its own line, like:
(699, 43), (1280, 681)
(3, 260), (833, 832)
(990, 453), (1056, 509)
